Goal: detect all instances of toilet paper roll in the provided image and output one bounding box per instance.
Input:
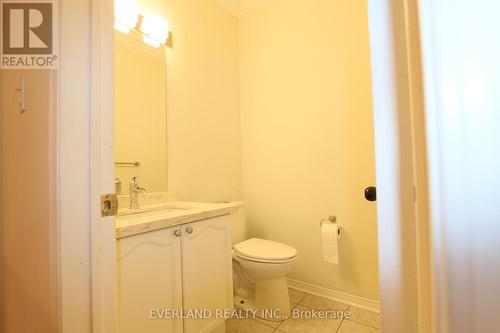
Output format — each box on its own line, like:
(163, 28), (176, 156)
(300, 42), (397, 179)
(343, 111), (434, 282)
(321, 223), (340, 264)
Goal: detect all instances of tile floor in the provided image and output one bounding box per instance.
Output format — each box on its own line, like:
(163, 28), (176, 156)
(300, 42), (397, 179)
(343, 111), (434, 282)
(226, 289), (381, 333)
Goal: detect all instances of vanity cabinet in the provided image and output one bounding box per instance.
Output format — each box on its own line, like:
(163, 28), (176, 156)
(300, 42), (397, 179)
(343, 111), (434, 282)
(116, 215), (233, 333)
(117, 224), (183, 333)
(182, 218), (234, 333)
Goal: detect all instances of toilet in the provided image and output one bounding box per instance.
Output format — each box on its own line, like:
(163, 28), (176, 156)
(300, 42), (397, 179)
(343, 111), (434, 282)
(232, 238), (298, 320)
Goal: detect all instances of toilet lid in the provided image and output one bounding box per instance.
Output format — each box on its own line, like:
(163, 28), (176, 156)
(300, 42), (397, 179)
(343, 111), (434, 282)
(234, 238), (297, 262)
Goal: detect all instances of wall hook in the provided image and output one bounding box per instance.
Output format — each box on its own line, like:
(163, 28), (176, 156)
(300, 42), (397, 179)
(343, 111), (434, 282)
(16, 76), (26, 113)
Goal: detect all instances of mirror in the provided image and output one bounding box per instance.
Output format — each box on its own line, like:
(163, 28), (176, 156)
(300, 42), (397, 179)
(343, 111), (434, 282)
(114, 28), (167, 194)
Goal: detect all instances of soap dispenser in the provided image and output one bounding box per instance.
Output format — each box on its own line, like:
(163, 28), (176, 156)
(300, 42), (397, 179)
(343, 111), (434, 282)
(115, 178), (122, 195)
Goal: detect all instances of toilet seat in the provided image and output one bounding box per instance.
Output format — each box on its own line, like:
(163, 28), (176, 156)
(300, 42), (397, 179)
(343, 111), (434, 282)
(234, 238), (297, 263)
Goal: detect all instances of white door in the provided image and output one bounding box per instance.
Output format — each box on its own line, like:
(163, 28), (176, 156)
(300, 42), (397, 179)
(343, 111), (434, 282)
(181, 216), (233, 333)
(367, 0), (422, 331)
(419, 1), (500, 331)
(116, 227), (184, 333)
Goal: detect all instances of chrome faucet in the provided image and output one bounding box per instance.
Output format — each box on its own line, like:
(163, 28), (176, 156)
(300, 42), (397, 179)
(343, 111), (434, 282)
(129, 177), (146, 209)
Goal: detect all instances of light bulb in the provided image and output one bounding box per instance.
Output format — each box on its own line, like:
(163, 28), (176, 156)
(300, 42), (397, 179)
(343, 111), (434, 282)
(140, 13), (169, 48)
(115, 0), (139, 33)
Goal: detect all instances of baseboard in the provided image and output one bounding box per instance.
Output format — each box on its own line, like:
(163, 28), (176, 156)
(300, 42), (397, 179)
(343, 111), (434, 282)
(287, 278), (380, 313)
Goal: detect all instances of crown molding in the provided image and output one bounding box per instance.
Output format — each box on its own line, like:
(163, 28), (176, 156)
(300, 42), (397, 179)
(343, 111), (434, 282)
(214, 0), (275, 18)
(215, 0), (240, 17)
(239, 0), (274, 18)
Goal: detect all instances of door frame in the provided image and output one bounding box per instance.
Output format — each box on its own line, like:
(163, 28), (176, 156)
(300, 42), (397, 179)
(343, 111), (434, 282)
(367, 0), (434, 332)
(58, 0), (434, 331)
(59, 0), (117, 332)
(89, 0), (117, 332)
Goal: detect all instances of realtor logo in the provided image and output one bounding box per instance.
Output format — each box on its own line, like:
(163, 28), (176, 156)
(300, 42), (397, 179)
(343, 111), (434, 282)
(1, 1), (58, 69)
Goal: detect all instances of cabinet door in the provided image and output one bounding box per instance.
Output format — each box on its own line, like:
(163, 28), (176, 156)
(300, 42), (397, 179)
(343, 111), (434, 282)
(181, 215), (233, 333)
(117, 227), (183, 333)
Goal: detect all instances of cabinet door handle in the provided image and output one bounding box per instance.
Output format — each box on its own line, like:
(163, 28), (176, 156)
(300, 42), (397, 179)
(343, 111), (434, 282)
(186, 227), (194, 234)
(174, 229), (181, 237)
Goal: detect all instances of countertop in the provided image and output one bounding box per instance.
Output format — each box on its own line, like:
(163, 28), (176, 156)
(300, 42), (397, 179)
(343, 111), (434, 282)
(116, 201), (243, 239)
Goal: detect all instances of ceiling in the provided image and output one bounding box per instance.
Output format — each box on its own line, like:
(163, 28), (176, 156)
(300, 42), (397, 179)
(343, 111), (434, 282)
(215, 0), (272, 18)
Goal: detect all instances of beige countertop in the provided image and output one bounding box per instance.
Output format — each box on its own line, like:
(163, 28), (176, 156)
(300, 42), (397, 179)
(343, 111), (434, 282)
(116, 201), (243, 239)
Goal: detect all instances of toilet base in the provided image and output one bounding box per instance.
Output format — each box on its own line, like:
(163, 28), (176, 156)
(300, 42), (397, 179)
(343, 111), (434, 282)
(255, 277), (291, 320)
(233, 278), (291, 322)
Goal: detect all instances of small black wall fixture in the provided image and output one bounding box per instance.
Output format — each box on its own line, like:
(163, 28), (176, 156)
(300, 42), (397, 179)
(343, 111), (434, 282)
(364, 186), (377, 201)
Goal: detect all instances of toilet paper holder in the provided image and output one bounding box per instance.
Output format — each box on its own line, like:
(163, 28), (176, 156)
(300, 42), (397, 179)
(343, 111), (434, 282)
(320, 215), (342, 236)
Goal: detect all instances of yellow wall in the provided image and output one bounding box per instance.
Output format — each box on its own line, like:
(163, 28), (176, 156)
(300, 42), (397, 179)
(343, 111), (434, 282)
(129, 0), (379, 300)
(115, 30), (168, 193)
(239, 0), (379, 300)
(0, 70), (59, 332)
(162, 0), (241, 202)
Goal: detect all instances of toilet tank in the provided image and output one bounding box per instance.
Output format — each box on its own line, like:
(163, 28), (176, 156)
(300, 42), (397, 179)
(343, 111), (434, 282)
(229, 206), (246, 246)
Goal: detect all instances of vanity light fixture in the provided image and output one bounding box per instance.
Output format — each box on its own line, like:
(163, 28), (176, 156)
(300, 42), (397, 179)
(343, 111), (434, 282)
(140, 13), (169, 48)
(114, 0), (140, 33)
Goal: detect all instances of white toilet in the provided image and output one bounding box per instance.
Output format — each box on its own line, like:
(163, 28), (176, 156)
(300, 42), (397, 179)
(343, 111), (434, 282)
(232, 238), (298, 320)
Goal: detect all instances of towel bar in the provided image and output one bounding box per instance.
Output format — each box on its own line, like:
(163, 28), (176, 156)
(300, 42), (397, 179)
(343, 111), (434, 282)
(115, 161), (141, 167)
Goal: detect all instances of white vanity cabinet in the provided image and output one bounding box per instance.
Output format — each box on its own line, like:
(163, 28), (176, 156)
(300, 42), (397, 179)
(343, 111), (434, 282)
(117, 225), (183, 333)
(181, 217), (234, 333)
(116, 215), (233, 333)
